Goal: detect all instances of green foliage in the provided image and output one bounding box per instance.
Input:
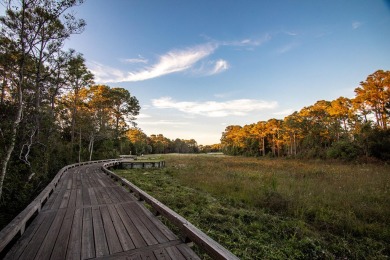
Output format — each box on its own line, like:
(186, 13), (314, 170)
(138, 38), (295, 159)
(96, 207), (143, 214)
(366, 129), (390, 161)
(326, 141), (361, 160)
(116, 155), (390, 259)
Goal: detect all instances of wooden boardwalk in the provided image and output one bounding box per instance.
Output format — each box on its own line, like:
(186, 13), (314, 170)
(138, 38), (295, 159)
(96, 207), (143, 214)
(4, 162), (200, 260)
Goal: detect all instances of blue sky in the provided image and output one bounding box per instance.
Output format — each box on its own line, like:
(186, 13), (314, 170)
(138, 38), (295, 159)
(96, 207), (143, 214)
(65, 1), (389, 144)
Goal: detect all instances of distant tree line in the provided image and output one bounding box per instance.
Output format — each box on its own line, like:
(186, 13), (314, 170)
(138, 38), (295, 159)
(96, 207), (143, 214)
(126, 128), (200, 155)
(221, 70), (390, 161)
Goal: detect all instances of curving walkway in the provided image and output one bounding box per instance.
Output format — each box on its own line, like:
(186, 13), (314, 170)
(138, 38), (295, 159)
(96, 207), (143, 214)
(4, 162), (200, 259)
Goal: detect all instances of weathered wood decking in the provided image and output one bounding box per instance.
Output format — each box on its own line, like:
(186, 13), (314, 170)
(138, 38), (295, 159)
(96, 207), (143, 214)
(2, 162), (201, 259)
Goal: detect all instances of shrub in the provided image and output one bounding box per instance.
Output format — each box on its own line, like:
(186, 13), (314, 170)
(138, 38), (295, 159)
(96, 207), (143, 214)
(326, 141), (360, 160)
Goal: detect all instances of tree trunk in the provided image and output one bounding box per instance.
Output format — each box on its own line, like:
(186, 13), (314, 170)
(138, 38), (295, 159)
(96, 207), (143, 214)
(71, 84), (79, 160)
(0, 0), (27, 199)
(262, 137), (265, 156)
(293, 133), (297, 156)
(1, 78), (6, 105)
(88, 134), (94, 161)
(78, 128), (82, 163)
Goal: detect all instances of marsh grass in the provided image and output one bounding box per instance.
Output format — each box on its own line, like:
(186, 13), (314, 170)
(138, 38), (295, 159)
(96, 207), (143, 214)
(115, 154), (390, 259)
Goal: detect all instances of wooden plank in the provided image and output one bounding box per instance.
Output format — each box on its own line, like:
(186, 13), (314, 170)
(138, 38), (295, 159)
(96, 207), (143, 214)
(50, 208), (75, 260)
(4, 210), (47, 259)
(133, 203), (177, 241)
(101, 187), (113, 204)
(153, 248), (172, 260)
(82, 207), (95, 259)
(51, 185), (68, 210)
(122, 203), (159, 246)
(176, 244), (201, 260)
(93, 187), (104, 205)
(81, 185), (91, 207)
(114, 204), (147, 249)
(66, 208), (82, 260)
(88, 187), (99, 206)
(92, 206), (109, 257)
(96, 186), (112, 205)
(100, 205), (122, 254)
(76, 170), (82, 189)
(107, 204), (135, 251)
(107, 185), (128, 203)
(75, 189), (82, 209)
(99, 171), (116, 187)
(141, 251), (157, 260)
(42, 187), (61, 211)
(59, 189), (71, 209)
(17, 211), (57, 259)
(128, 254), (143, 260)
(182, 222), (239, 260)
(104, 186), (123, 204)
(71, 170), (77, 189)
(67, 188), (77, 209)
(67, 178), (72, 190)
(34, 208), (67, 259)
(94, 240), (183, 260)
(129, 203), (171, 243)
(165, 246), (186, 260)
(98, 178), (107, 187)
(116, 185), (137, 203)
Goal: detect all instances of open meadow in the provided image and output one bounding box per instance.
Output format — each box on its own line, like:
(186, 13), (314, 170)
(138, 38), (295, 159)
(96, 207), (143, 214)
(115, 154), (390, 259)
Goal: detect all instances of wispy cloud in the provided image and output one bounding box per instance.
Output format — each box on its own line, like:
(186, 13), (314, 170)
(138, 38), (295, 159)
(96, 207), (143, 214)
(121, 55), (148, 64)
(88, 61), (126, 83)
(210, 59), (229, 75)
(125, 43), (217, 81)
(276, 41), (299, 54)
(352, 21), (363, 30)
(152, 97), (278, 117)
(90, 36), (268, 83)
(90, 43), (218, 83)
(284, 31), (298, 36)
(222, 34), (271, 47)
(193, 59), (230, 76)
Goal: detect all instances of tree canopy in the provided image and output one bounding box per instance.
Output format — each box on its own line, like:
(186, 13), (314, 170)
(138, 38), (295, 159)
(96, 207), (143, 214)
(221, 70), (390, 161)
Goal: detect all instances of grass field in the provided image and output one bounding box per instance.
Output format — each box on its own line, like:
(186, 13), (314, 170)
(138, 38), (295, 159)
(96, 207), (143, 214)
(115, 154), (390, 259)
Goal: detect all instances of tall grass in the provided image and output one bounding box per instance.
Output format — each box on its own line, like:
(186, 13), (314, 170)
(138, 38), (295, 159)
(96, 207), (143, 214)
(116, 154), (390, 259)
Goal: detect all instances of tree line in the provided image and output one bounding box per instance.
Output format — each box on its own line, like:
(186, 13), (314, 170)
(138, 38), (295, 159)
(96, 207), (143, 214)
(221, 70), (390, 161)
(126, 129), (200, 155)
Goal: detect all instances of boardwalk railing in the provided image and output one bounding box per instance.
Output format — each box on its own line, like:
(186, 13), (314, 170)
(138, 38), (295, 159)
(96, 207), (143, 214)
(0, 159), (118, 255)
(102, 161), (239, 260)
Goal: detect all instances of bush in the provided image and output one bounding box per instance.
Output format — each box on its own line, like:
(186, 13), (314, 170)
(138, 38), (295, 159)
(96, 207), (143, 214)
(367, 129), (390, 161)
(327, 141), (360, 160)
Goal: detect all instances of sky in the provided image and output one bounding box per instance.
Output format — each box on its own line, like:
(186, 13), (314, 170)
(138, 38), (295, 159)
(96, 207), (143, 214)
(33, 1), (390, 144)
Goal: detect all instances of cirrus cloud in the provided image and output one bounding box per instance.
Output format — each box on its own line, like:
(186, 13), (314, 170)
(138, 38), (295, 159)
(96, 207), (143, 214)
(89, 43), (219, 83)
(89, 36), (270, 83)
(121, 55), (148, 64)
(125, 43), (217, 81)
(210, 59), (229, 75)
(352, 21), (363, 30)
(152, 97), (278, 117)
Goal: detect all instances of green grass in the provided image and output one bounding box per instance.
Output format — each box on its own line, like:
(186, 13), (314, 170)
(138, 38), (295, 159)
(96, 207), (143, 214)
(115, 154), (390, 259)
